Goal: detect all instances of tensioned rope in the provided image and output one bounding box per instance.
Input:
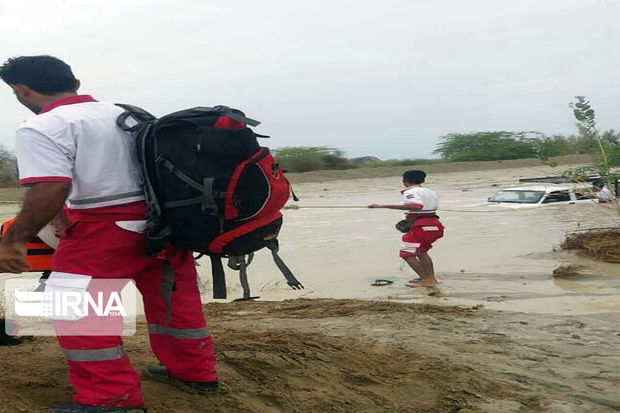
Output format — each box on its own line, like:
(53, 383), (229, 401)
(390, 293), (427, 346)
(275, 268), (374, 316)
(283, 205), (524, 213)
(283, 203), (617, 213)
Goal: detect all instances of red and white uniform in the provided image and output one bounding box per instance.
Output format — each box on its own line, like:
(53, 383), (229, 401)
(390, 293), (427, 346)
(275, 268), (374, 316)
(399, 186), (444, 257)
(16, 95), (145, 208)
(15, 95), (216, 408)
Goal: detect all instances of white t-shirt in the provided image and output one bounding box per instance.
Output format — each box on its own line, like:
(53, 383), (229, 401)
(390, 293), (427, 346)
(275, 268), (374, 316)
(596, 187), (612, 201)
(15, 95), (145, 210)
(401, 186), (439, 215)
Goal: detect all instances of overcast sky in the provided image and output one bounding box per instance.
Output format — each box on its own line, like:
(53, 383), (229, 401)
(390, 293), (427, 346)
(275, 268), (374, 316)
(0, 0), (618, 159)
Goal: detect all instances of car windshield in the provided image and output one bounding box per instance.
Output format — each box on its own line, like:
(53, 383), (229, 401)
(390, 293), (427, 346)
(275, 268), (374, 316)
(488, 190), (544, 203)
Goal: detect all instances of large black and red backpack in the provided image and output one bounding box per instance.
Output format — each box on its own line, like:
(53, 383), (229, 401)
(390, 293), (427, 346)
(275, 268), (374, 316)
(116, 104), (302, 300)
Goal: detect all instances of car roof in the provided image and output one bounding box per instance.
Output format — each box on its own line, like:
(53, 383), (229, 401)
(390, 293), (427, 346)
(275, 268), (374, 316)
(497, 184), (587, 193)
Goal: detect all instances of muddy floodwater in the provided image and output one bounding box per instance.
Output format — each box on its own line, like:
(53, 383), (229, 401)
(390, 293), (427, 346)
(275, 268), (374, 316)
(1, 163), (616, 314)
(202, 164), (620, 316)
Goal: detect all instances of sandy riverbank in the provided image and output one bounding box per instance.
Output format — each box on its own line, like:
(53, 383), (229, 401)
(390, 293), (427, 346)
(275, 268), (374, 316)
(1, 299), (618, 412)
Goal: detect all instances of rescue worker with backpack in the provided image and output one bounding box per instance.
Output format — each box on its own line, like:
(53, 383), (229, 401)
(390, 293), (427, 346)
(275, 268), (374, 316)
(0, 56), (217, 412)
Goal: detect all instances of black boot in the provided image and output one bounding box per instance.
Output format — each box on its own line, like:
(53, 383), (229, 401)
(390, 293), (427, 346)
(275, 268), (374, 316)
(0, 319), (22, 346)
(144, 365), (219, 394)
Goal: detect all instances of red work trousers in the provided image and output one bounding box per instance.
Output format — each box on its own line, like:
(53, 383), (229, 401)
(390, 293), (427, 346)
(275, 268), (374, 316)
(51, 219), (217, 407)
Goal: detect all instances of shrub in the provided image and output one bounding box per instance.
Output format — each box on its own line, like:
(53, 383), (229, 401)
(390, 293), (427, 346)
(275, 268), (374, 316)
(0, 147), (18, 187)
(434, 132), (537, 161)
(273, 147), (356, 173)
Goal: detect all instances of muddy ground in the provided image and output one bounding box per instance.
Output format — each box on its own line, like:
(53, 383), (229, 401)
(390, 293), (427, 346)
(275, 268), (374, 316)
(1, 299), (619, 412)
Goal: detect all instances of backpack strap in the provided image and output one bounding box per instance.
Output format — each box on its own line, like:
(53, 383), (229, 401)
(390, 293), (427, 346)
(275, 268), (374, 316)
(159, 259), (176, 324)
(115, 103), (156, 132)
(266, 241), (303, 290)
(210, 256), (227, 299)
(284, 177), (300, 202)
(115, 104), (172, 255)
(156, 157), (219, 215)
(228, 254), (259, 301)
(138, 125), (174, 255)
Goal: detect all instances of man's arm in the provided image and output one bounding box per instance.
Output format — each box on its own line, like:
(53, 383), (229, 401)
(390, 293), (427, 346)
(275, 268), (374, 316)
(0, 182), (70, 273)
(368, 204), (423, 210)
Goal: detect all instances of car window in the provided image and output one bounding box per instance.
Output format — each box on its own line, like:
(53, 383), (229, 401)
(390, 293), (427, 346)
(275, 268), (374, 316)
(541, 191), (571, 203)
(574, 192), (596, 200)
(489, 190), (544, 203)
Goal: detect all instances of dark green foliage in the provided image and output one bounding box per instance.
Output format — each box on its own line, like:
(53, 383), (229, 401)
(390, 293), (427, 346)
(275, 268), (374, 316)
(273, 147), (449, 173)
(601, 130), (620, 146)
(607, 145), (620, 167)
(434, 127), (619, 163)
(359, 158), (447, 168)
(568, 96), (619, 213)
(433, 131), (537, 161)
(273, 147), (356, 173)
(570, 96), (596, 129)
(530, 135), (575, 160)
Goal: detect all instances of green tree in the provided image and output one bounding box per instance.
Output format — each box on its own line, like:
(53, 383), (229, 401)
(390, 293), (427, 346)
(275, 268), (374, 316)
(433, 131), (537, 161)
(273, 146), (354, 173)
(568, 96), (619, 213)
(601, 129), (620, 147)
(529, 134), (574, 161)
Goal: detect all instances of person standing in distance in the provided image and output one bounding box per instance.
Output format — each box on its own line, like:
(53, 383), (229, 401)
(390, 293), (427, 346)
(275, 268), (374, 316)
(593, 182), (613, 203)
(369, 170), (444, 287)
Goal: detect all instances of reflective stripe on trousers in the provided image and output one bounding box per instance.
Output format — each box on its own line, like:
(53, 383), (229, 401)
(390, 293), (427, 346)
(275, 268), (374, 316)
(148, 324), (210, 339)
(63, 345), (125, 362)
(52, 220), (217, 406)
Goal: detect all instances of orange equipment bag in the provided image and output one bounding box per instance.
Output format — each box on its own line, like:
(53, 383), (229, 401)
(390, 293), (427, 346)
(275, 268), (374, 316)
(0, 217), (54, 271)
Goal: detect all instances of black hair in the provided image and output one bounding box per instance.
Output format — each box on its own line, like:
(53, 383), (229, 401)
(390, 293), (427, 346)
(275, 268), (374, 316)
(403, 170), (426, 184)
(0, 55), (77, 95)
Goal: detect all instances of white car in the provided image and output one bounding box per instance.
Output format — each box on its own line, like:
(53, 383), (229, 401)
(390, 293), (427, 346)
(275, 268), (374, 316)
(487, 184), (599, 206)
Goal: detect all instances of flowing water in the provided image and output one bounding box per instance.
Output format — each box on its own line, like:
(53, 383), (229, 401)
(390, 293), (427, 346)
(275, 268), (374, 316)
(0, 164), (618, 316)
(208, 165), (620, 316)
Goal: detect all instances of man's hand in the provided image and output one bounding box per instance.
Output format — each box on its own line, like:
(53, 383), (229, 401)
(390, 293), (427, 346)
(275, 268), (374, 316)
(0, 242), (29, 273)
(3, 182), (70, 245)
(0, 181), (69, 274)
(368, 204), (383, 208)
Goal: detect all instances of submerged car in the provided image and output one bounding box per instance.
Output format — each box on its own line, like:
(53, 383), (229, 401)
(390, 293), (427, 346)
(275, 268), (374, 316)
(487, 184), (598, 206)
